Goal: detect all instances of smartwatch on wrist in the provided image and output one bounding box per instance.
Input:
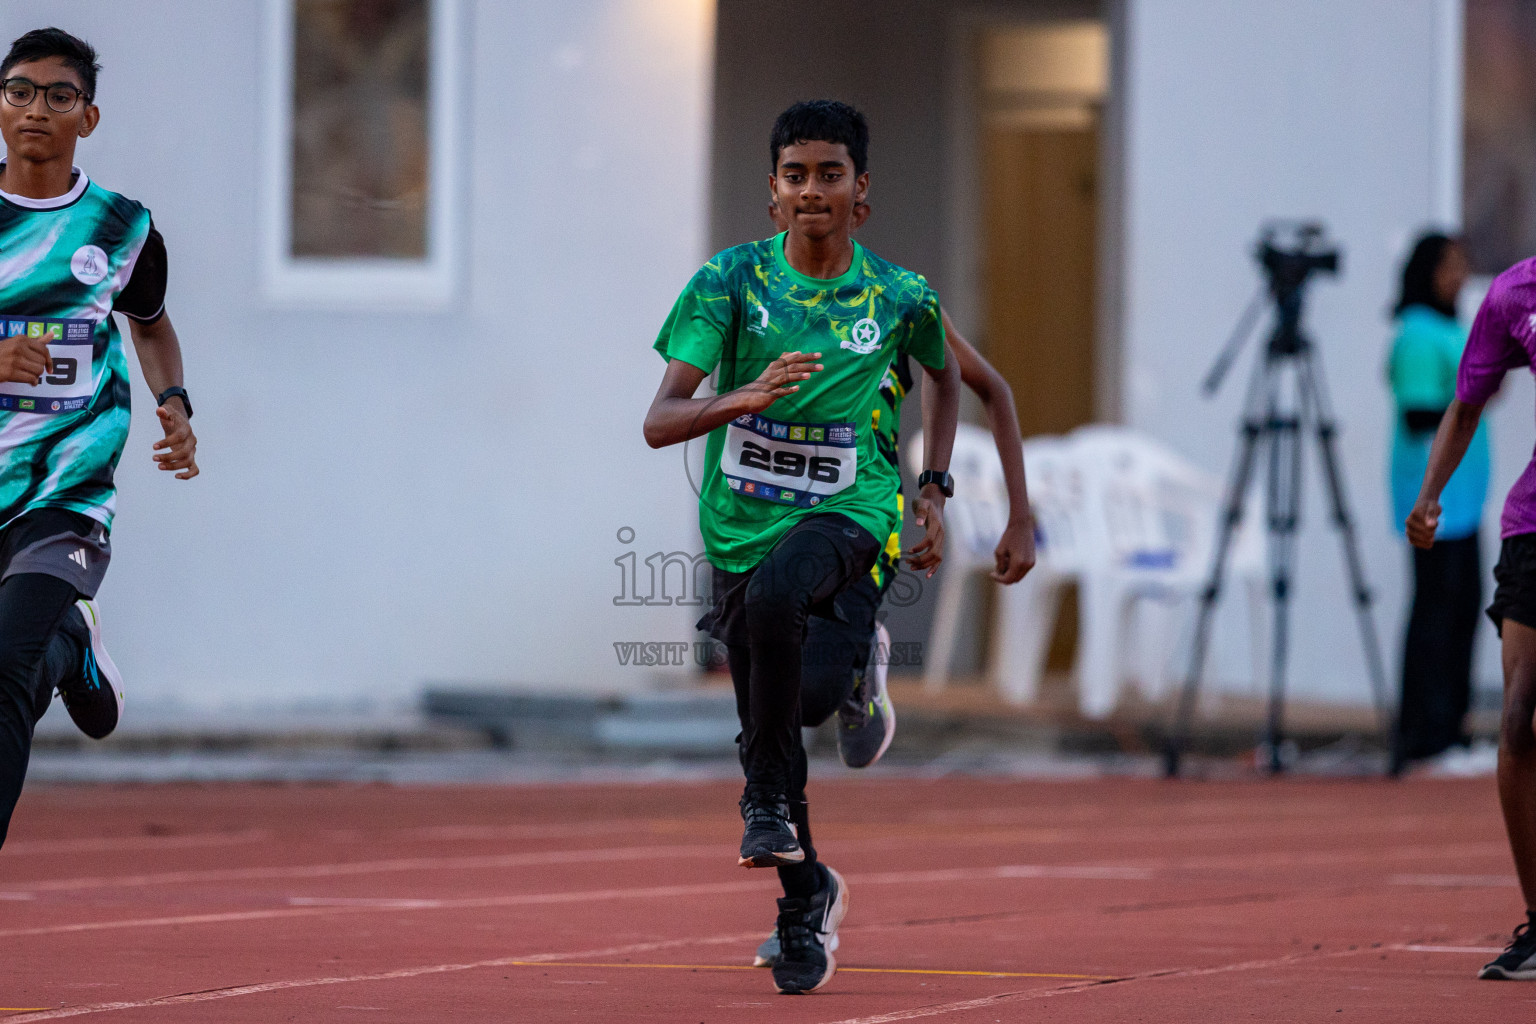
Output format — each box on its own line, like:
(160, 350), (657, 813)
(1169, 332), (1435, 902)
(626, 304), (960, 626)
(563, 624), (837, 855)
(156, 386), (192, 418)
(917, 469), (954, 498)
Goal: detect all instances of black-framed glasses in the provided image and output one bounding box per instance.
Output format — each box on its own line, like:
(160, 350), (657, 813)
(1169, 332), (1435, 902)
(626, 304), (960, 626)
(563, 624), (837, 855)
(0, 78), (89, 114)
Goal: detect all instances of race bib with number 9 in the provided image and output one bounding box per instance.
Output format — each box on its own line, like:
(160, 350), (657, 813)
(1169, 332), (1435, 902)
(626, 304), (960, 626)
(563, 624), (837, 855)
(721, 413), (856, 508)
(0, 318), (95, 414)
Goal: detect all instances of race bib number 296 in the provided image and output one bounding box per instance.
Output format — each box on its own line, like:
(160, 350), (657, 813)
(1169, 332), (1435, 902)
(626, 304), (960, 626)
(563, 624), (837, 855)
(721, 413), (856, 508)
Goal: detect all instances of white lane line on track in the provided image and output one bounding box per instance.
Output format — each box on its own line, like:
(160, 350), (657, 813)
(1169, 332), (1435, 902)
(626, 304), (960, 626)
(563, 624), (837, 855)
(0, 880), (777, 939)
(1401, 944), (1504, 954)
(6, 842), (725, 893)
(0, 930), (771, 1022)
(5, 831), (1500, 894)
(0, 863), (1144, 939)
(1389, 873), (1519, 887)
(2, 830), (270, 857)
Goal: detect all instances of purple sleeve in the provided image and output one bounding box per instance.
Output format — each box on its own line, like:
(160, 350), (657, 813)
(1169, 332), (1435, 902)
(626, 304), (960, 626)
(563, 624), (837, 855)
(1457, 277), (1530, 405)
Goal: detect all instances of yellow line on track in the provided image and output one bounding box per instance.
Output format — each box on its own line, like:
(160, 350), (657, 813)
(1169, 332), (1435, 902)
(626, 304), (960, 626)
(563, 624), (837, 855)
(507, 961), (1114, 981)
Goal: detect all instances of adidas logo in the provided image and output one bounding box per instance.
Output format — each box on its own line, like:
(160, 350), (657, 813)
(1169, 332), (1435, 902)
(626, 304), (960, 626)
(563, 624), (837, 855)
(69, 548), (88, 569)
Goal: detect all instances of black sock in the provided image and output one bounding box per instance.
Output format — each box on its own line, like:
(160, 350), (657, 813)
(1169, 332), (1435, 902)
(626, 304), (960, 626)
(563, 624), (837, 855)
(778, 860), (820, 900)
(777, 798), (819, 899)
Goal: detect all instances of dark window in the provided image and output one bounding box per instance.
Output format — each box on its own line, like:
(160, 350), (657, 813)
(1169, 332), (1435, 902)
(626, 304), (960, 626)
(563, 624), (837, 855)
(291, 0), (429, 259)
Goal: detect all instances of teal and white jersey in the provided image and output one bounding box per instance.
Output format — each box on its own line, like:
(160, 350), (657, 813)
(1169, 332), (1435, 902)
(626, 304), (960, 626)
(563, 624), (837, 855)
(0, 168), (158, 531)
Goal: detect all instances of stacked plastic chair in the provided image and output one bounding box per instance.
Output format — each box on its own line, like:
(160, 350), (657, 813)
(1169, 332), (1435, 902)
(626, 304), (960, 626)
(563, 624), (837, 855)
(909, 424), (1266, 717)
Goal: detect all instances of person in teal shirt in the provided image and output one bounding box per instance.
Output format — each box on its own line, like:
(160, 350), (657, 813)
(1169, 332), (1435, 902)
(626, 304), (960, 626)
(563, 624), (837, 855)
(1388, 232), (1488, 771)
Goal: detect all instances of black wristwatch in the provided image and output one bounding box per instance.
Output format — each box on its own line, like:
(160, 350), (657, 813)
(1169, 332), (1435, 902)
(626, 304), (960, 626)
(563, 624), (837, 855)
(156, 386), (192, 418)
(917, 469), (954, 498)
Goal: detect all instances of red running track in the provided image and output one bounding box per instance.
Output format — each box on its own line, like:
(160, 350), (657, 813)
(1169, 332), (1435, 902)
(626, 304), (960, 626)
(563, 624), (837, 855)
(1, 776), (1532, 1022)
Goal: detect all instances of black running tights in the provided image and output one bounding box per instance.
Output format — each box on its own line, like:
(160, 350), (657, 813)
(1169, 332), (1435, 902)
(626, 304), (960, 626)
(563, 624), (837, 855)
(0, 573), (82, 848)
(724, 517), (876, 898)
(728, 642), (821, 898)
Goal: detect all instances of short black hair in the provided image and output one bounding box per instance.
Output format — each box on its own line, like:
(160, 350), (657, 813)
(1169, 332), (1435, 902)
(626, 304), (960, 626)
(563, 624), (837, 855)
(1394, 231), (1460, 320)
(1, 28), (100, 101)
(770, 100), (869, 176)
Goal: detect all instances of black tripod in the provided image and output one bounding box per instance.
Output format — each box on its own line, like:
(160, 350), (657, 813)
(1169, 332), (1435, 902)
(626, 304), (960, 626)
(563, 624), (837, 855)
(1163, 224), (1392, 777)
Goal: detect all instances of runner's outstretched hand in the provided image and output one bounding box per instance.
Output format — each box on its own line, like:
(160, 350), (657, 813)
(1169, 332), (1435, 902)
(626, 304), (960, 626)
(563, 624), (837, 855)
(991, 516), (1036, 584)
(737, 350), (823, 413)
(0, 332), (53, 385)
(153, 403), (199, 480)
(1405, 498), (1439, 550)
(907, 486), (946, 578)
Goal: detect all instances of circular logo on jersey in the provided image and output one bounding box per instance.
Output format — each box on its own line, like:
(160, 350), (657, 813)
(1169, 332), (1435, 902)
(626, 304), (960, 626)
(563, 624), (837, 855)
(70, 245), (109, 285)
(50, 401), (60, 411)
(842, 317), (883, 355)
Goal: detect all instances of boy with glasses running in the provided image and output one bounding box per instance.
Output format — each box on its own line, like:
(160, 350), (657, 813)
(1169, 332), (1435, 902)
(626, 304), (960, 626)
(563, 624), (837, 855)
(645, 100), (959, 993)
(0, 27), (199, 847)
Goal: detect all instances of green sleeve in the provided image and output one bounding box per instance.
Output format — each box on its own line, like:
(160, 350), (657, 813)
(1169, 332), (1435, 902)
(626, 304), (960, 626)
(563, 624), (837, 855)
(901, 284), (946, 370)
(653, 261), (734, 375)
(1388, 320), (1455, 409)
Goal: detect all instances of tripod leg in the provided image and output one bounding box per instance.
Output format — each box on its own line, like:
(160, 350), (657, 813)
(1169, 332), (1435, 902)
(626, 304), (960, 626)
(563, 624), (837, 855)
(1263, 397), (1303, 774)
(1165, 359), (1273, 777)
(1298, 354), (1395, 756)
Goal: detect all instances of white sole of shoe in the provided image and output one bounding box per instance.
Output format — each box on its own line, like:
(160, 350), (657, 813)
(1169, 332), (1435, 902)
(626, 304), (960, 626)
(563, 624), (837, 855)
(866, 622), (896, 766)
(1480, 965), (1536, 980)
(76, 598), (124, 717)
(739, 848), (806, 868)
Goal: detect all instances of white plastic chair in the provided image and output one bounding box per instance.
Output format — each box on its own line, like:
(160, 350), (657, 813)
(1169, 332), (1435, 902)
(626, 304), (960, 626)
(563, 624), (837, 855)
(911, 425), (1266, 717)
(904, 424), (1011, 690)
(988, 434), (1091, 704)
(1061, 426), (1266, 717)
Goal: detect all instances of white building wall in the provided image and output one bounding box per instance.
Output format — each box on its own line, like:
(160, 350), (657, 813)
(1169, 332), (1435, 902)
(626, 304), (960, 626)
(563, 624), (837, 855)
(1, 0), (713, 708)
(1119, 0), (1509, 703)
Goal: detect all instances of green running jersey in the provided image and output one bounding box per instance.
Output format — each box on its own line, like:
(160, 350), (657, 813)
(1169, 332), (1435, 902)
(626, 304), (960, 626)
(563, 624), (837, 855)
(0, 172), (155, 530)
(655, 233), (945, 572)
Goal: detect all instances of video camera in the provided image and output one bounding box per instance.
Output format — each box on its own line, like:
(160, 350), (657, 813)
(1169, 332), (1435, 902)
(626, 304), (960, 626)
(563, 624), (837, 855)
(1257, 221), (1340, 297)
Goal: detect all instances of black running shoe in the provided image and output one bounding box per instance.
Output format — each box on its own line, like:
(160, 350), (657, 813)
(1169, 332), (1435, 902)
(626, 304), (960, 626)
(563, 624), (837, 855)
(739, 791), (803, 868)
(1480, 916), (1536, 980)
(771, 864), (847, 994)
(837, 622), (895, 769)
(751, 922), (840, 968)
(55, 600), (123, 740)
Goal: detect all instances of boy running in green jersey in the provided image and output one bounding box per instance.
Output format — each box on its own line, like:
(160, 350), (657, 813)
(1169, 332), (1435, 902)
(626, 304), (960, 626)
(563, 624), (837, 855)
(752, 203), (1037, 969)
(0, 28), (198, 847)
(646, 100), (959, 994)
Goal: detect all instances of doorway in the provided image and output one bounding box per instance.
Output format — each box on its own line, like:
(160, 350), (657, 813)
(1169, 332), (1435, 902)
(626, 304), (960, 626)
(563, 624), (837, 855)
(979, 20), (1106, 438)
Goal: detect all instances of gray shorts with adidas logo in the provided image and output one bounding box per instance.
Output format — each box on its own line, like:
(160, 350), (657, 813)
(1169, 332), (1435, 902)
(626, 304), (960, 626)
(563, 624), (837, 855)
(0, 508), (111, 599)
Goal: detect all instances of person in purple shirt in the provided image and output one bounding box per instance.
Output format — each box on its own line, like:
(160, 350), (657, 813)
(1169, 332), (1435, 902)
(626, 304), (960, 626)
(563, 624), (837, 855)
(1408, 257), (1536, 980)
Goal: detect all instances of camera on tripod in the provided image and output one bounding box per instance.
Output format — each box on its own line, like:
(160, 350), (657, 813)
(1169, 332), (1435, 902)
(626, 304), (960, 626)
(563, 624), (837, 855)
(1167, 219), (1391, 778)
(1257, 221), (1341, 297)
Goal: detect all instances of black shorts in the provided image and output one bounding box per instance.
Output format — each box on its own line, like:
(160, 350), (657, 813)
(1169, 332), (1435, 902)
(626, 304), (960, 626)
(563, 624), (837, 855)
(1487, 531), (1536, 636)
(696, 513), (880, 647)
(0, 508), (109, 598)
